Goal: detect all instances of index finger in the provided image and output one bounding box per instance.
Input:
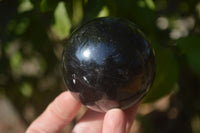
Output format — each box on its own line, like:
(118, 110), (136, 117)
(26, 91), (81, 133)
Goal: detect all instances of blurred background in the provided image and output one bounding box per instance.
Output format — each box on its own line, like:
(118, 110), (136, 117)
(0, 0), (200, 132)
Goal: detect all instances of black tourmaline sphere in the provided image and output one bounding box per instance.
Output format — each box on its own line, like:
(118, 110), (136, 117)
(62, 17), (155, 112)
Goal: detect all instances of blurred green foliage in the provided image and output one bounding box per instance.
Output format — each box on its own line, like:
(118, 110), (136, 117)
(0, 0), (200, 132)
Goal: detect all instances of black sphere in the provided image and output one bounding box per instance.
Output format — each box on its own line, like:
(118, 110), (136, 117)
(62, 17), (155, 112)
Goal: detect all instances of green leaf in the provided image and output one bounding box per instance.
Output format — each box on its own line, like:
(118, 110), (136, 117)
(97, 6), (109, 17)
(143, 47), (179, 103)
(177, 35), (200, 75)
(72, 0), (83, 26)
(18, 0), (34, 13)
(10, 51), (22, 73)
(145, 0), (155, 10)
(65, 0), (84, 27)
(52, 2), (71, 39)
(20, 82), (33, 98)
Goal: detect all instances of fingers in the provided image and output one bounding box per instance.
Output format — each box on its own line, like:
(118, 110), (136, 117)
(72, 102), (141, 133)
(72, 109), (105, 133)
(103, 103), (141, 133)
(102, 109), (126, 133)
(26, 91), (81, 133)
(26, 91), (141, 133)
(124, 102), (141, 132)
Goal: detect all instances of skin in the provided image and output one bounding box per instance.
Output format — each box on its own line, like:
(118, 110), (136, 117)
(26, 91), (140, 133)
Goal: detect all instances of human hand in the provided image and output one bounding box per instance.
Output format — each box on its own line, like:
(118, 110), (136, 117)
(26, 91), (140, 133)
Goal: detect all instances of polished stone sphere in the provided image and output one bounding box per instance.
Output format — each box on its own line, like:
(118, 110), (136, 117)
(62, 17), (155, 112)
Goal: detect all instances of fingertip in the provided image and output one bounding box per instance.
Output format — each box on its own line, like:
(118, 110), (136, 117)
(103, 108), (126, 133)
